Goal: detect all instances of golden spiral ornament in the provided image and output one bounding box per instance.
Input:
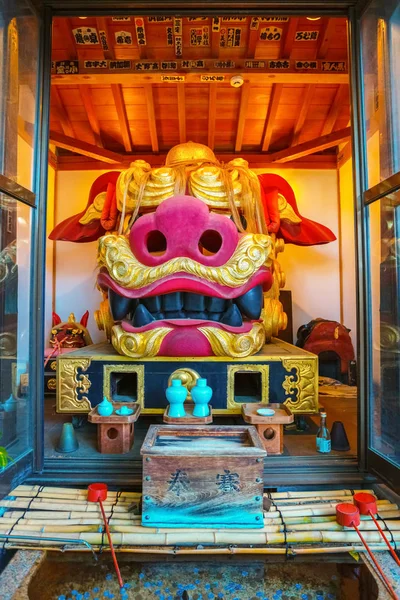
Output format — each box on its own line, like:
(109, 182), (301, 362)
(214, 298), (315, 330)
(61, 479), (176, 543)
(198, 322), (266, 358)
(98, 233), (272, 290)
(262, 299), (288, 341)
(111, 324), (173, 358)
(94, 296), (114, 341)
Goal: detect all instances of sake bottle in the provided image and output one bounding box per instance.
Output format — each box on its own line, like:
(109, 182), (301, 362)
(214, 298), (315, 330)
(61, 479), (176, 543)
(316, 410), (331, 453)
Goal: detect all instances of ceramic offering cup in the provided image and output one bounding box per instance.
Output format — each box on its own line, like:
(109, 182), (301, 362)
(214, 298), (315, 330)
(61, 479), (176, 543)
(192, 378), (212, 418)
(257, 407), (275, 417)
(97, 397), (114, 417)
(166, 379), (187, 418)
(115, 406), (134, 416)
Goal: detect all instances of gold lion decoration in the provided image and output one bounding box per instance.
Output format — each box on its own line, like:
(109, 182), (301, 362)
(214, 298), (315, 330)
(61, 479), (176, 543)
(50, 142), (336, 359)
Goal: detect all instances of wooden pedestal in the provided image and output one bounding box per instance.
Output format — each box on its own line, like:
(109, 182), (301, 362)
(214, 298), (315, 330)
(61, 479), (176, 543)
(88, 403), (141, 454)
(241, 403), (294, 455)
(163, 404), (213, 424)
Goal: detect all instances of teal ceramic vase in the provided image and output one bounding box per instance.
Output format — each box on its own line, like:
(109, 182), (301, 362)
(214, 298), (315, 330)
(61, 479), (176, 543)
(97, 397), (114, 417)
(192, 378), (212, 417)
(166, 379), (187, 418)
(3, 394), (17, 412)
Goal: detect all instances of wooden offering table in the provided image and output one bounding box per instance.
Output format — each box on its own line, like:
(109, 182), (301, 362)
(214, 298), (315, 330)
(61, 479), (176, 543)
(241, 403), (294, 455)
(88, 403), (141, 454)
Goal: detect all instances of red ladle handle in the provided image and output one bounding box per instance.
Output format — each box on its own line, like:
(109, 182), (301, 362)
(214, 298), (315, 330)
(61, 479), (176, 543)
(368, 511), (400, 567)
(354, 525), (398, 600)
(98, 499), (124, 589)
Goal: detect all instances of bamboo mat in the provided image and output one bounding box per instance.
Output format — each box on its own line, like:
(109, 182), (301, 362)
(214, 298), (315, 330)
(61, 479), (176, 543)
(0, 485), (399, 556)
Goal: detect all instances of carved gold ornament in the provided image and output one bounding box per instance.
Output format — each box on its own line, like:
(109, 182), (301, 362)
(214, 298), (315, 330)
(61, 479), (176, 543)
(166, 141), (218, 166)
(282, 358), (318, 414)
(0, 333), (17, 357)
(168, 368), (200, 400)
(57, 358), (92, 412)
(98, 233), (272, 290)
(278, 193), (302, 224)
(198, 322), (266, 358)
(227, 364), (270, 412)
(94, 294), (114, 340)
(262, 299), (287, 342)
(47, 378), (57, 391)
(103, 364), (144, 409)
(111, 324), (173, 358)
(379, 324), (400, 352)
(79, 191), (107, 225)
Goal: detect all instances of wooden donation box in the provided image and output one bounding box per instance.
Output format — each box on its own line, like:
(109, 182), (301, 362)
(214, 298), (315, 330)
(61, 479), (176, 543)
(141, 425), (266, 529)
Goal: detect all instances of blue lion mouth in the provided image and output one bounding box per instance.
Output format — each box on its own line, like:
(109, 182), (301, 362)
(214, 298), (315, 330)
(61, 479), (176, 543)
(109, 286), (263, 328)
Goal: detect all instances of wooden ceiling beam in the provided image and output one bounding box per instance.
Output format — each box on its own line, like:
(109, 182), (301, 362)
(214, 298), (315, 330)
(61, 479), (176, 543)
(51, 86), (74, 138)
(49, 130), (124, 163)
(56, 153), (338, 171)
(211, 30), (220, 58)
(247, 29), (259, 59)
(144, 84), (159, 153)
(208, 84), (217, 150)
(96, 17), (115, 60)
(321, 84), (348, 136)
(268, 126), (351, 163)
(261, 83), (283, 152)
(317, 17), (336, 59)
(111, 83), (133, 153)
(235, 82), (250, 152)
(290, 17), (338, 147)
(291, 84), (314, 146)
(52, 71), (349, 86)
(281, 17), (299, 58)
(177, 83), (186, 144)
(57, 18), (78, 60)
(79, 85), (103, 148)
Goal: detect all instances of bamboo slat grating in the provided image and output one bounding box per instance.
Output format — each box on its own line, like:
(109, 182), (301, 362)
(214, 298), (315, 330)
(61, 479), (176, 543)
(1, 486), (400, 557)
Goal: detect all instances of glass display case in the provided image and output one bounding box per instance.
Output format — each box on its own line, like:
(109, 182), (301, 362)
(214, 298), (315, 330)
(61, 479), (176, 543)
(0, 0), (398, 494)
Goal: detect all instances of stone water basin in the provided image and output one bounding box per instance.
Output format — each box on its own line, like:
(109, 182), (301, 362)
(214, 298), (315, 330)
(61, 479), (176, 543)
(0, 551), (385, 600)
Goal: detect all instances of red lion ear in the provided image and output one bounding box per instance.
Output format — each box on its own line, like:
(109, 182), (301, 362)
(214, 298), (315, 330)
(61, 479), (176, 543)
(80, 310), (89, 327)
(52, 312), (62, 326)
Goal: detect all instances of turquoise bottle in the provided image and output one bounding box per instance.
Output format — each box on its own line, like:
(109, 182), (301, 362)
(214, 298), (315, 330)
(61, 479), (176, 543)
(192, 378), (212, 418)
(97, 397), (114, 417)
(166, 379), (188, 418)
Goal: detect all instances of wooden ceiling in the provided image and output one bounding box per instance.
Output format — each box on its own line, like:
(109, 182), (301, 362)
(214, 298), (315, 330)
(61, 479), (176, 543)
(49, 15), (351, 169)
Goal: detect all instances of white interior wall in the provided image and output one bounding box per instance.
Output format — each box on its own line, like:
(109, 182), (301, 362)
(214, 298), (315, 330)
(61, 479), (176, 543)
(254, 168), (341, 340)
(53, 170), (108, 343)
(51, 167), (348, 346)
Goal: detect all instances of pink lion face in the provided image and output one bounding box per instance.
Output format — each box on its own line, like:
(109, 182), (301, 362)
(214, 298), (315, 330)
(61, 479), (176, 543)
(97, 195), (273, 356)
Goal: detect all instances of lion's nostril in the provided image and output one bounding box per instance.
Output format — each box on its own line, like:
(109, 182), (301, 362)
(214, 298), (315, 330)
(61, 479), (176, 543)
(198, 230), (223, 256)
(146, 230), (167, 255)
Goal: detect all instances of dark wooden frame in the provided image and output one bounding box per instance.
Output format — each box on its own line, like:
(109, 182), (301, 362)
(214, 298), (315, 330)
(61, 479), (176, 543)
(2, 0), (387, 491)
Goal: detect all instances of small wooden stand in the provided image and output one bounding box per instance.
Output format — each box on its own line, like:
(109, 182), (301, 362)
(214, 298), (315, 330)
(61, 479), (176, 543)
(88, 403), (141, 454)
(163, 404), (213, 424)
(241, 403), (294, 455)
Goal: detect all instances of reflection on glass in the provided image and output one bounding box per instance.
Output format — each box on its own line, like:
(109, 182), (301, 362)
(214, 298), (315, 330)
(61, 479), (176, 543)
(368, 192), (400, 467)
(361, 0), (400, 187)
(0, 194), (32, 471)
(0, 0), (39, 191)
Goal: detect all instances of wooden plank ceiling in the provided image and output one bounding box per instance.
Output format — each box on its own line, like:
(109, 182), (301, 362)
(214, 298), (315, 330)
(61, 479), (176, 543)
(49, 15), (351, 169)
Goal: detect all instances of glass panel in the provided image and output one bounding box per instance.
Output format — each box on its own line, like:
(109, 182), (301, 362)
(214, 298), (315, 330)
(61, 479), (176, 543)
(361, 0), (400, 187)
(367, 190), (400, 468)
(0, 0), (39, 192)
(0, 193), (32, 471)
